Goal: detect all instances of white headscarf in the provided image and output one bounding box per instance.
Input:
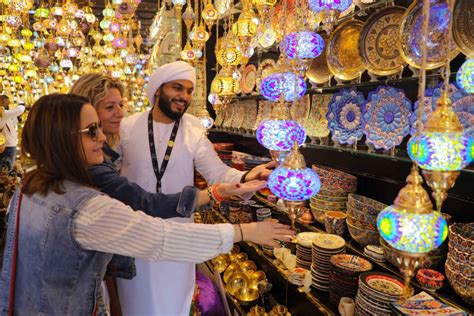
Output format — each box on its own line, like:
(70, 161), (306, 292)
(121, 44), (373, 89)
(146, 61), (196, 106)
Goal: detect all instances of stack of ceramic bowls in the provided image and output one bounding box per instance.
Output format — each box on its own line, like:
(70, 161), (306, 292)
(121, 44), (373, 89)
(445, 222), (474, 305)
(244, 155), (272, 171)
(328, 254), (373, 305)
(346, 194), (385, 247)
(296, 232), (319, 270)
(310, 165), (357, 223)
(213, 143), (235, 166)
(311, 234), (346, 291)
(355, 272), (406, 315)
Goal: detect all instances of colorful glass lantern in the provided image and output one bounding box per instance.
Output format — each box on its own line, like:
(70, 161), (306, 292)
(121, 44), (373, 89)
(232, 7), (258, 51)
(217, 45), (242, 67)
(377, 165), (448, 254)
(211, 67), (240, 97)
(308, 0), (352, 12)
(268, 141), (320, 228)
(408, 90), (474, 210)
(260, 72), (307, 102)
(202, 2), (218, 28)
(256, 119), (306, 152)
(456, 58), (474, 94)
(282, 31), (325, 60)
(180, 42), (196, 62)
(252, 0), (277, 18)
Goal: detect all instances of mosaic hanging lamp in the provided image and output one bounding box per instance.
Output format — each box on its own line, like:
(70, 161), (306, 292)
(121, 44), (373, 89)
(260, 72), (307, 102)
(256, 100), (306, 165)
(408, 90), (473, 210)
(268, 141), (321, 229)
(456, 58), (474, 94)
(377, 165), (448, 295)
(281, 31), (324, 72)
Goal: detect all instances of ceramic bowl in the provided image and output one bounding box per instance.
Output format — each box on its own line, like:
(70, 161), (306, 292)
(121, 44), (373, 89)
(449, 223), (474, 253)
(347, 214), (376, 231)
(445, 261), (474, 305)
(309, 205), (327, 224)
(347, 194), (386, 218)
(312, 164), (357, 193)
(310, 197), (348, 209)
(315, 190), (350, 200)
(416, 269), (444, 292)
(310, 201), (346, 212)
(346, 219), (380, 247)
(447, 246), (474, 265)
(446, 256), (473, 279)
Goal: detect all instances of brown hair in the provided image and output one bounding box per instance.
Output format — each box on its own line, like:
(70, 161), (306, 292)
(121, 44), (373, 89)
(70, 73), (125, 147)
(21, 94), (93, 196)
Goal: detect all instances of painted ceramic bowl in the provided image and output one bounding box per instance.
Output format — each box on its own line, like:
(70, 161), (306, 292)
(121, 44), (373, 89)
(416, 269), (444, 292)
(347, 220), (380, 247)
(445, 261), (474, 305)
(312, 164), (357, 193)
(309, 205), (329, 224)
(347, 194), (386, 218)
(446, 256), (473, 279)
(347, 214), (377, 231)
(448, 223), (474, 253)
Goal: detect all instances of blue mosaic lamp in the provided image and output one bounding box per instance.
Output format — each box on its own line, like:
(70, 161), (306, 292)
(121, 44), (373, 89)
(456, 58), (474, 94)
(260, 72), (307, 102)
(377, 165), (448, 254)
(308, 0), (352, 12)
(256, 101), (307, 165)
(282, 31), (325, 60)
(408, 90), (474, 210)
(268, 141), (320, 228)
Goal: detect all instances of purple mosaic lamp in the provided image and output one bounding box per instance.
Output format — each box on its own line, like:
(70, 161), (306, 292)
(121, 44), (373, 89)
(268, 141), (320, 229)
(260, 72), (307, 102)
(281, 31), (324, 72)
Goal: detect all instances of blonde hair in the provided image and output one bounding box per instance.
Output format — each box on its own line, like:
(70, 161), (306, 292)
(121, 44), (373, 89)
(70, 73), (125, 148)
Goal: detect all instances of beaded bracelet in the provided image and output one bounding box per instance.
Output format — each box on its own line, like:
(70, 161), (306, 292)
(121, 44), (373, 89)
(207, 186), (217, 203)
(211, 184), (225, 203)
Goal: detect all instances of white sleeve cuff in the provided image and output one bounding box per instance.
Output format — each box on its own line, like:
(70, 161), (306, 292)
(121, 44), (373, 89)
(216, 223), (234, 253)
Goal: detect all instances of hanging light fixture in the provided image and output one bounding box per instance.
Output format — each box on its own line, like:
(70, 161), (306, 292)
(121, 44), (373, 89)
(232, 0), (258, 54)
(456, 58), (474, 94)
(308, 0), (352, 32)
(260, 72), (307, 102)
(281, 31), (324, 72)
(268, 141), (321, 229)
(256, 99), (307, 165)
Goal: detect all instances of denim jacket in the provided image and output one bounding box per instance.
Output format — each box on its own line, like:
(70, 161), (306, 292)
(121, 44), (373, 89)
(0, 183), (112, 315)
(88, 144), (199, 279)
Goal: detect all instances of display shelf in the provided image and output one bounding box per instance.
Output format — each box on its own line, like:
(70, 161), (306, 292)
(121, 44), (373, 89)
(208, 210), (336, 315)
(210, 128), (474, 176)
(251, 194), (474, 314)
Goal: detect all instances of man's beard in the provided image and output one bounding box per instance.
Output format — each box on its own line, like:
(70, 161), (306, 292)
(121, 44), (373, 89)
(157, 93), (189, 121)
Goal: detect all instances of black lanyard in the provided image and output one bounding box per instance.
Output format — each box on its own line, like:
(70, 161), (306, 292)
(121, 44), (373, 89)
(147, 110), (180, 192)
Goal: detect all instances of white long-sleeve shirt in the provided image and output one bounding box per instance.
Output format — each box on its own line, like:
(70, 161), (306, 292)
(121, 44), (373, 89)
(74, 194), (234, 262)
(0, 105), (25, 146)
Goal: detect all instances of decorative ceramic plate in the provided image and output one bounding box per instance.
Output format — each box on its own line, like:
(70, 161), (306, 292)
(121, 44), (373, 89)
(290, 94), (310, 126)
(297, 232), (321, 247)
(306, 94), (331, 138)
(256, 59), (276, 93)
(453, 0), (474, 57)
(312, 234), (345, 250)
(327, 88), (366, 145)
(241, 64), (257, 94)
(330, 254), (373, 273)
(306, 34), (332, 84)
(362, 86), (412, 150)
(410, 87), (434, 135)
(399, 0), (460, 69)
(327, 19), (366, 81)
(359, 6), (406, 76)
(360, 272), (405, 297)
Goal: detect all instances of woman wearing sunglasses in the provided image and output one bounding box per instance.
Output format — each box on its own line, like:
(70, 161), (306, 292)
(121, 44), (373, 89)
(0, 94), (294, 315)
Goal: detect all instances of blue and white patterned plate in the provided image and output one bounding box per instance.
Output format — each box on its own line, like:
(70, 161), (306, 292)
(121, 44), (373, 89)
(327, 88), (366, 145)
(363, 86), (412, 150)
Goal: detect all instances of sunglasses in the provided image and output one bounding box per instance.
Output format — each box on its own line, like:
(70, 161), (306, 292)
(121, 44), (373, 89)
(77, 123), (102, 141)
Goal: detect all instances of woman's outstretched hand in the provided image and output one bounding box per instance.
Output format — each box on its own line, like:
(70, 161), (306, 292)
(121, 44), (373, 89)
(235, 221), (295, 248)
(217, 180), (267, 200)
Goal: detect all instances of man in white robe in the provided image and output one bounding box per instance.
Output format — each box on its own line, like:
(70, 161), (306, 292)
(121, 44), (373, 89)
(117, 61), (273, 315)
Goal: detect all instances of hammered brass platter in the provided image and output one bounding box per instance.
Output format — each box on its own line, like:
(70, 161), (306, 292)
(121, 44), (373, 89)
(306, 33), (332, 84)
(359, 6), (407, 76)
(399, 0), (460, 69)
(452, 0), (474, 57)
(327, 19), (366, 81)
